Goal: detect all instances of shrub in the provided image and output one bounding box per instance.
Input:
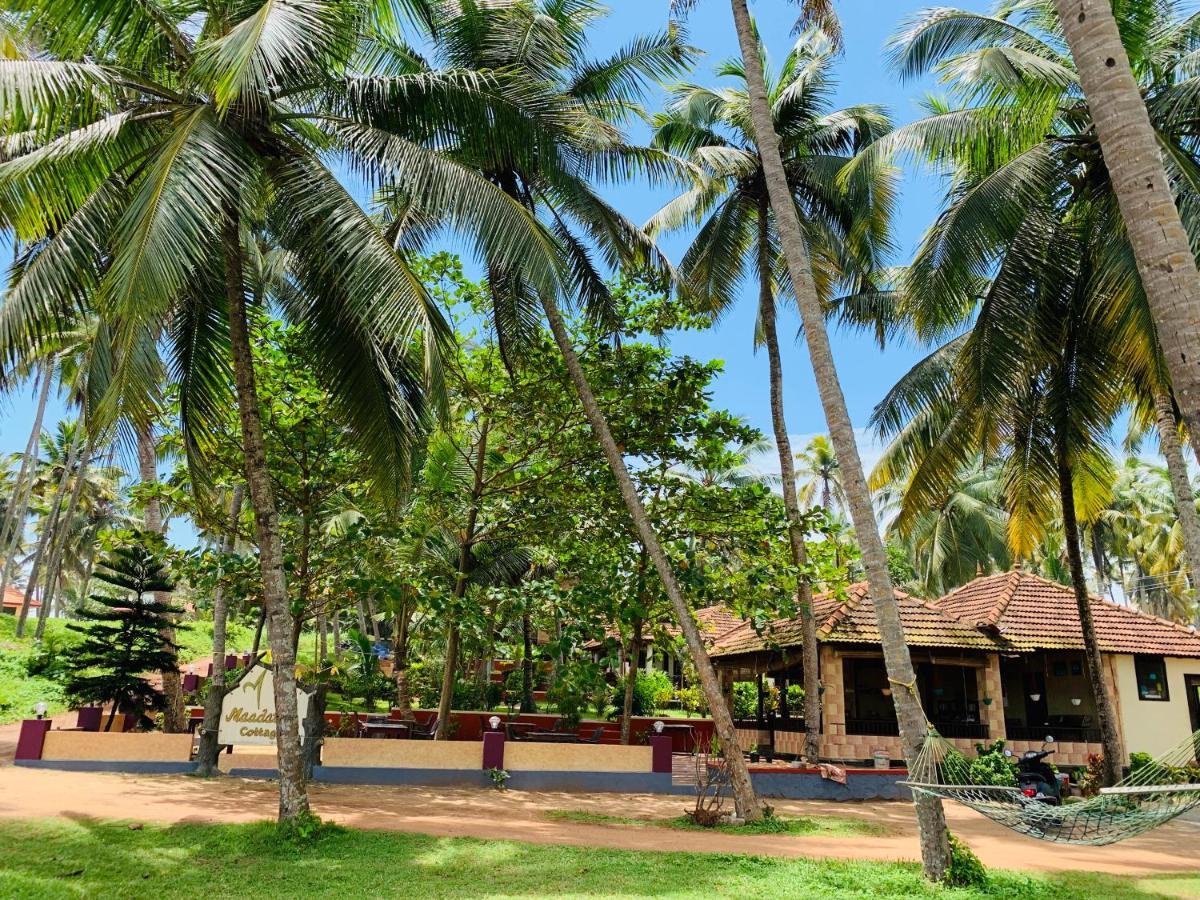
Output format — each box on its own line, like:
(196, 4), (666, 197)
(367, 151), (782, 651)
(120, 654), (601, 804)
(1129, 750), (1200, 785)
(676, 686), (708, 715)
(342, 671), (394, 709)
(24, 632), (75, 681)
(451, 679), (487, 711)
(940, 741), (1017, 787)
(944, 832), (988, 888)
(786, 683), (804, 712)
(550, 659), (607, 727)
(632, 670), (673, 716)
(732, 682), (757, 719)
(1077, 753), (1107, 797)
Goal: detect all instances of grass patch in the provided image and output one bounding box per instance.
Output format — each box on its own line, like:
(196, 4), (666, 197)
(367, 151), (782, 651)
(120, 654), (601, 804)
(0, 615), (75, 724)
(0, 817), (1191, 899)
(545, 808), (886, 837)
(174, 619), (257, 664)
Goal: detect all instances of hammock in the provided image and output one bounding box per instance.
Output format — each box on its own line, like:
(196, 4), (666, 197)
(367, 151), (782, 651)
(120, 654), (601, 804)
(901, 728), (1200, 845)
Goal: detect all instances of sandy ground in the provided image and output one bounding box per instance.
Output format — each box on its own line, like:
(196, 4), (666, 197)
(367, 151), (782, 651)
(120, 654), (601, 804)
(0, 722), (1196, 878)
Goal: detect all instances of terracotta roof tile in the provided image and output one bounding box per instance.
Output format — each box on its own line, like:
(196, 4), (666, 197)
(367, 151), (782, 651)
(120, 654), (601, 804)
(1, 585), (38, 609)
(585, 605), (742, 650)
(935, 571), (1200, 658)
(711, 582), (998, 657)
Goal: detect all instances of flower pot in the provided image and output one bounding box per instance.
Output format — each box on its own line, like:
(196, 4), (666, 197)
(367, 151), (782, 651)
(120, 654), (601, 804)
(749, 752), (759, 763)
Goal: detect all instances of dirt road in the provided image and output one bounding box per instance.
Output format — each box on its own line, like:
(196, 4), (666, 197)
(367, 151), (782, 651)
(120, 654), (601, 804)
(0, 761), (1195, 878)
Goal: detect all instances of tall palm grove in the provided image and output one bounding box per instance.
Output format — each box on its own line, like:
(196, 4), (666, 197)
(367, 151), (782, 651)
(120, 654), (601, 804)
(2, 0), (1200, 884)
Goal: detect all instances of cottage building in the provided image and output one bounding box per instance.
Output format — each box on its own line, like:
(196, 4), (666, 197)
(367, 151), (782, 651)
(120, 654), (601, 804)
(0, 585), (37, 616)
(707, 571), (1200, 766)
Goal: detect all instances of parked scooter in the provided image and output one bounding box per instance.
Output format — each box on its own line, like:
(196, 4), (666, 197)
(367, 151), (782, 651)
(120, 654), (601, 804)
(1005, 737), (1061, 805)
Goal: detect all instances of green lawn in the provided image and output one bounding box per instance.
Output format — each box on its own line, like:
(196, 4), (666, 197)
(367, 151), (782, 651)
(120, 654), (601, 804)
(0, 615), (73, 724)
(173, 619), (257, 665)
(0, 818), (1196, 899)
(544, 808), (887, 837)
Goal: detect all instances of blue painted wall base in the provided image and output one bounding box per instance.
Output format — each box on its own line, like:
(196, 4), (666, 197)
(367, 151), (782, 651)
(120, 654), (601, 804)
(14, 759), (197, 775)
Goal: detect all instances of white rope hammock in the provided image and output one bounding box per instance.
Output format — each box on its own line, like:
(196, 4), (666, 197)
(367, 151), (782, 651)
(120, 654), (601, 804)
(902, 729), (1200, 845)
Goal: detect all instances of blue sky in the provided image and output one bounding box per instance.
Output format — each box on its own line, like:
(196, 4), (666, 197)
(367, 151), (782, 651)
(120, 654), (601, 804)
(0, 0), (990, 486)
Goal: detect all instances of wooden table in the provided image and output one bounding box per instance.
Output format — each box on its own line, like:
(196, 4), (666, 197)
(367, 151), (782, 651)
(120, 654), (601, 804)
(362, 721), (411, 739)
(656, 723), (696, 752)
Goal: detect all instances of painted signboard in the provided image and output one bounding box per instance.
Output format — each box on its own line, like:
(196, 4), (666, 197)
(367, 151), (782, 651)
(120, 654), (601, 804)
(218, 665), (310, 746)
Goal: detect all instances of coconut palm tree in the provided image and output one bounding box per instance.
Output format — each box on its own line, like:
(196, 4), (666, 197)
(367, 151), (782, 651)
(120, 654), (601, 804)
(0, 0), (560, 819)
(648, 32), (892, 760)
(364, 0), (765, 817)
(0, 363), (52, 602)
(795, 435), (847, 515)
(880, 1), (1200, 592)
(878, 458), (1011, 597)
(662, 0), (950, 865)
(1049, 0), (1200, 434)
(875, 0), (1200, 785)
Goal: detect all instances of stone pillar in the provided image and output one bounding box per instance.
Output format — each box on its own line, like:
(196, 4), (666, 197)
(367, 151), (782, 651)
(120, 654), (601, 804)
(649, 734), (673, 773)
(482, 732), (505, 770)
(15, 719), (51, 761)
(980, 654), (1006, 742)
(1102, 653), (1128, 765)
(76, 707), (102, 732)
(720, 669), (734, 719)
(820, 646), (845, 738)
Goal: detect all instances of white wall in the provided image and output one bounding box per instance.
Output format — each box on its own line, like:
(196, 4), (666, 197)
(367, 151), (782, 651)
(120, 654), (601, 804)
(1112, 654), (1200, 759)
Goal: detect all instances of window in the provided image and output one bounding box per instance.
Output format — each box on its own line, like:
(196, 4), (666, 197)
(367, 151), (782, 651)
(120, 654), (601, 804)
(1135, 655), (1170, 701)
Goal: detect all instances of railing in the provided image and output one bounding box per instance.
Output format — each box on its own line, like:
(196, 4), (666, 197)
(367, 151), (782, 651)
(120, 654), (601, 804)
(932, 721), (990, 740)
(845, 718), (900, 736)
(1005, 724), (1102, 743)
(845, 718), (989, 740)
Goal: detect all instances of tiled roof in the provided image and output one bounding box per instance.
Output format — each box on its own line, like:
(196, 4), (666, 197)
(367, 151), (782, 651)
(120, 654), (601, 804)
(711, 582), (998, 657)
(935, 571), (1200, 658)
(1, 585), (38, 609)
(710, 572), (1200, 660)
(585, 605), (742, 650)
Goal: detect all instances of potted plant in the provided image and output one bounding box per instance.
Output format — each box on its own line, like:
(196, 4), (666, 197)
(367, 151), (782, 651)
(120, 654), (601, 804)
(748, 743), (759, 763)
(763, 745), (774, 764)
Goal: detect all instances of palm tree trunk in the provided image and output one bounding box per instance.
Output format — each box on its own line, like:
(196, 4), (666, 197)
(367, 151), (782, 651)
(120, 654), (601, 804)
(394, 599), (412, 715)
(621, 618), (643, 745)
(223, 214), (308, 821)
(1055, 429), (1124, 784)
(196, 485), (245, 777)
(17, 423), (83, 638)
(0, 364), (52, 598)
(1053, 0), (1200, 432)
(1153, 391), (1200, 592)
(520, 612), (537, 713)
(435, 419), (488, 739)
(436, 622), (459, 735)
(538, 290), (763, 821)
(35, 432), (96, 640)
(727, 0), (946, 866)
(757, 198), (821, 761)
(137, 421), (187, 732)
